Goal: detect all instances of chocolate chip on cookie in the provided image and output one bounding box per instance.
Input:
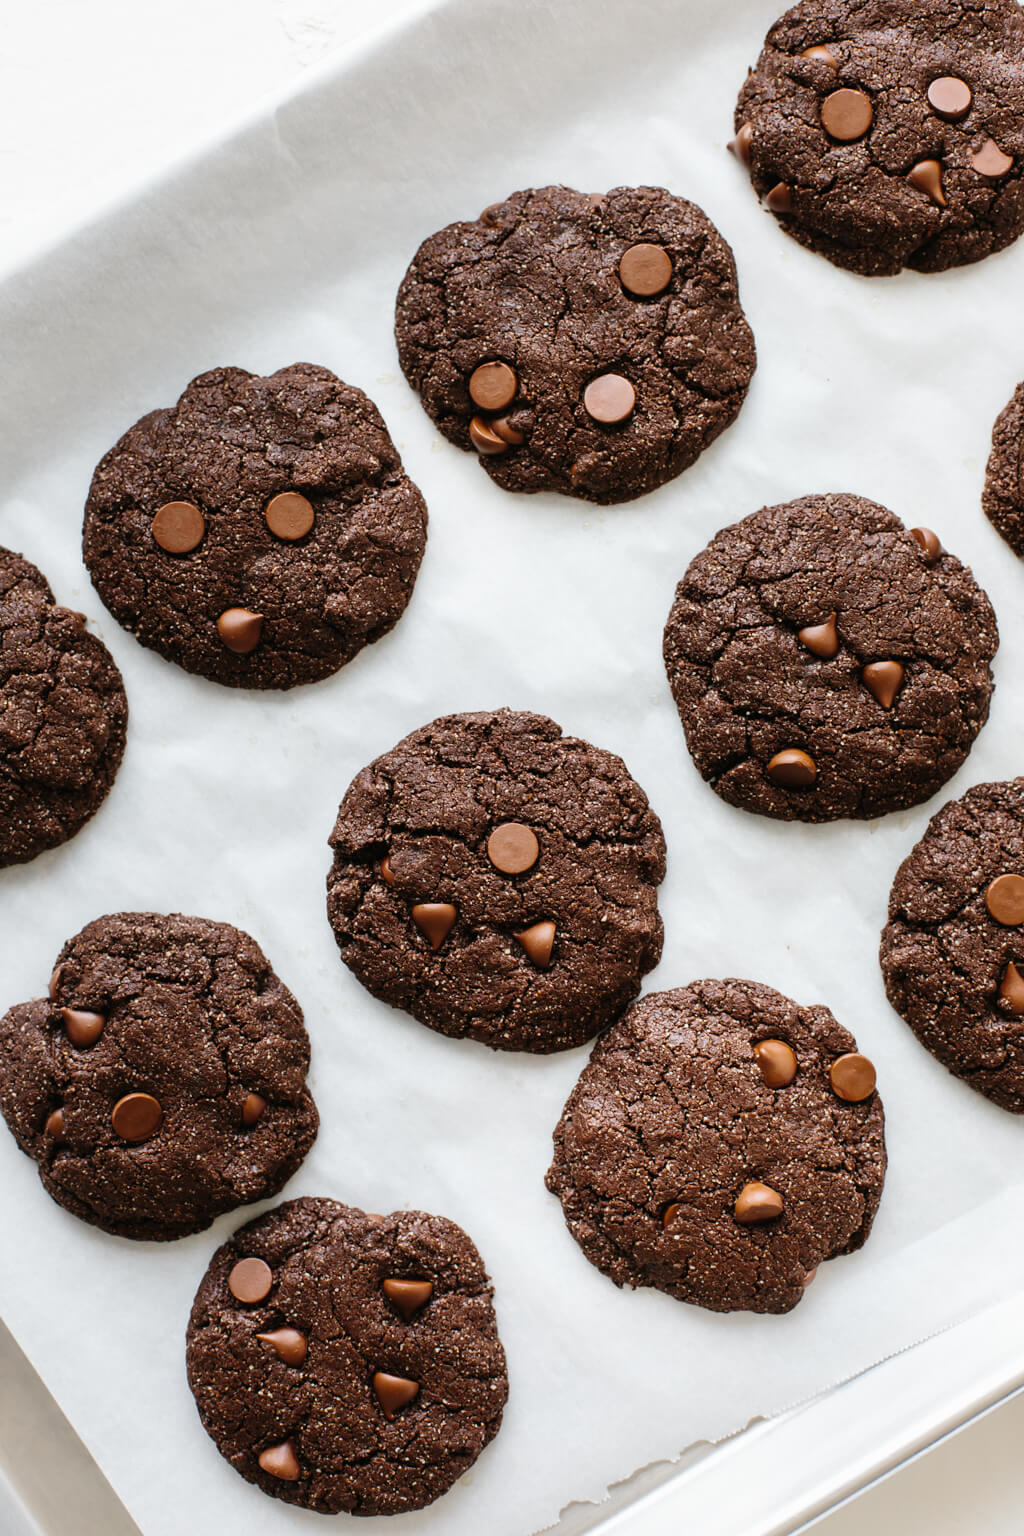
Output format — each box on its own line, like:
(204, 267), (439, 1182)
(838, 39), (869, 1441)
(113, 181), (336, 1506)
(395, 185), (756, 504)
(663, 494), (997, 822)
(83, 364), (428, 689)
(326, 709), (665, 1051)
(186, 1197), (508, 1515)
(0, 913), (317, 1238)
(546, 980), (886, 1314)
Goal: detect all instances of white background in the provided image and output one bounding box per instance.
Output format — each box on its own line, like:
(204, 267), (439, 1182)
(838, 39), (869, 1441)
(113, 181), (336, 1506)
(3, 2), (1024, 1533)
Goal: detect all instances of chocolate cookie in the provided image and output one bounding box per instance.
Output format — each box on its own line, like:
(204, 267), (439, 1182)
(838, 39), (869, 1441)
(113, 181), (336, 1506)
(880, 778), (1024, 1112)
(733, 0), (1024, 276)
(326, 709), (665, 1052)
(547, 980), (886, 1315)
(0, 547), (127, 867)
(983, 378), (1024, 555)
(83, 363), (428, 689)
(0, 913), (317, 1239)
(395, 185), (756, 504)
(663, 494), (997, 822)
(186, 1196), (508, 1515)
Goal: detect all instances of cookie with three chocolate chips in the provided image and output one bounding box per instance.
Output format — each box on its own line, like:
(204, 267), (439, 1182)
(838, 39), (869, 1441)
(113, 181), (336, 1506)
(547, 979), (886, 1315)
(186, 1196), (508, 1515)
(83, 363), (428, 689)
(395, 184), (756, 504)
(326, 709), (666, 1052)
(983, 377), (1024, 556)
(663, 493), (997, 822)
(881, 778), (1024, 1112)
(0, 547), (127, 868)
(0, 913), (317, 1239)
(733, 0), (1024, 276)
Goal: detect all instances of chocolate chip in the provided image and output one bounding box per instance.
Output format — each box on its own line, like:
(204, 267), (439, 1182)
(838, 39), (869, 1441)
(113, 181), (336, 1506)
(256, 1327), (308, 1366)
(486, 822), (539, 874)
(491, 415), (526, 446)
(928, 76), (973, 121)
(411, 902), (457, 950)
(619, 244), (673, 298)
(228, 1256), (274, 1304)
(765, 182), (794, 213)
(801, 45), (838, 68)
(373, 1371), (419, 1420)
(216, 608), (263, 655)
(383, 1279), (433, 1320)
(60, 1007), (105, 1047)
(862, 660), (905, 709)
(821, 88), (873, 142)
(241, 1092), (266, 1127)
(986, 874), (1024, 926)
(972, 139), (1014, 177)
(829, 1053), (876, 1102)
(469, 362), (517, 412)
(48, 966), (62, 1002)
(264, 491), (315, 541)
(515, 920), (556, 968)
(662, 1202), (681, 1228)
(911, 526), (942, 562)
(469, 415), (511, 455)
(909, 159), (946, 207)
(258, 1440), (300, 1481)
(111, 1092), (163, 1143)
(1001, 962), (1024, 1014)
(583, 374), (636, 425)
(754, 1039), (798, 1087)
(767, 749), (817, 788)
(734, 1181), (784, 1224)
(798, 613), (839, 659)
(730, 122), (753, 165)
(802, 1267), (818, 1288)
(152, 500), (205, 555)
(44, 1107), (65, 1140)
(379, 855), (396, 886)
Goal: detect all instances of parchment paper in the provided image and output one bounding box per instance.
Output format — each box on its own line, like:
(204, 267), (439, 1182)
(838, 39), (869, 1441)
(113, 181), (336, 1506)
(3, 1), (1024, 1532)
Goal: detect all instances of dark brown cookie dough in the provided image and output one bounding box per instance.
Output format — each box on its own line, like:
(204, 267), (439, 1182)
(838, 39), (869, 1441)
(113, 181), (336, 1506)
(395, 185), (756, 504)
(663, 494), (997, 822)
(881, 778), (1024, 1112)
(983, 378), (1024, 555)
(186, 1196), (508, 1516)
(0, 547), (127, 867)
(547, 979), (886, 1315)
(0, 913), (317, 1239)
(734, 0), (1024, 276)
(326, 709), (665, 1052)
(83, 363), (428, 689)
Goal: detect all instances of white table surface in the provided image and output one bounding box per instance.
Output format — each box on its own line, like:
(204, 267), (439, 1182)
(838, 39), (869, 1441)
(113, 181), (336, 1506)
(2, 3), (1024, 1533)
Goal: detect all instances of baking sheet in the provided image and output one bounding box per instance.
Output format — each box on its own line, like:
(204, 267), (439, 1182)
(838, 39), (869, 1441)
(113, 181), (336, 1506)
(3, 0), (1024, 1532)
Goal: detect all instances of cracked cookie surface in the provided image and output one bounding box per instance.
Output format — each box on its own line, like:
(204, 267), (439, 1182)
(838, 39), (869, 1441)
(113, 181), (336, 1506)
(983, 377), (1024, 556)
(186, 1196), (508, 1516)
(663, 493), (997, 823)
(734, 0), (1024, 276)
(394, 185), (756, 505)
(83, 363), (428, 689)
(326, 709), (666, 1052)
(546, 979), (887, 1315)
(0, 547), (127, 867)
(0, 912), (318, 1239)
(881, 778), (1024, 1112)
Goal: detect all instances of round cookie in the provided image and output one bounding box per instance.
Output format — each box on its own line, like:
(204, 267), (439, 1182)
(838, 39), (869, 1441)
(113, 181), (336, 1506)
(663, 494), (997, 822)
(0, 913), (317, 1239)
(395, 185), (756, 505)
(983, 378), (1024, 555)
(733, 0), (1024, 276)
(83, 363), (428, 689)
(186, 1196), (508, 1515)
(326, 709), (666, 1052)
(0, 547), (127, 867)
(546, 980), (886, 1315)
(881, 778), (1024, 1112)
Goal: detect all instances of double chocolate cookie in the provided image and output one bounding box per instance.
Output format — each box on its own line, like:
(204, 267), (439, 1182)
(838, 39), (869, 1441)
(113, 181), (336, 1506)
(83, 364), (428, 689)
(186, 1197), (508, 1515)
(547, 980), (886, 1314)
(734, 0), (1024, 276)
(663, 494), (997, 822)
(395, 185), (756, 504)
(0, 913), (317, 1238)
(881, 779), (1024, 1112)
(983, 378), (1024, 556)
(0, 548), (127, 867)
(326, 709), (666, 1052)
